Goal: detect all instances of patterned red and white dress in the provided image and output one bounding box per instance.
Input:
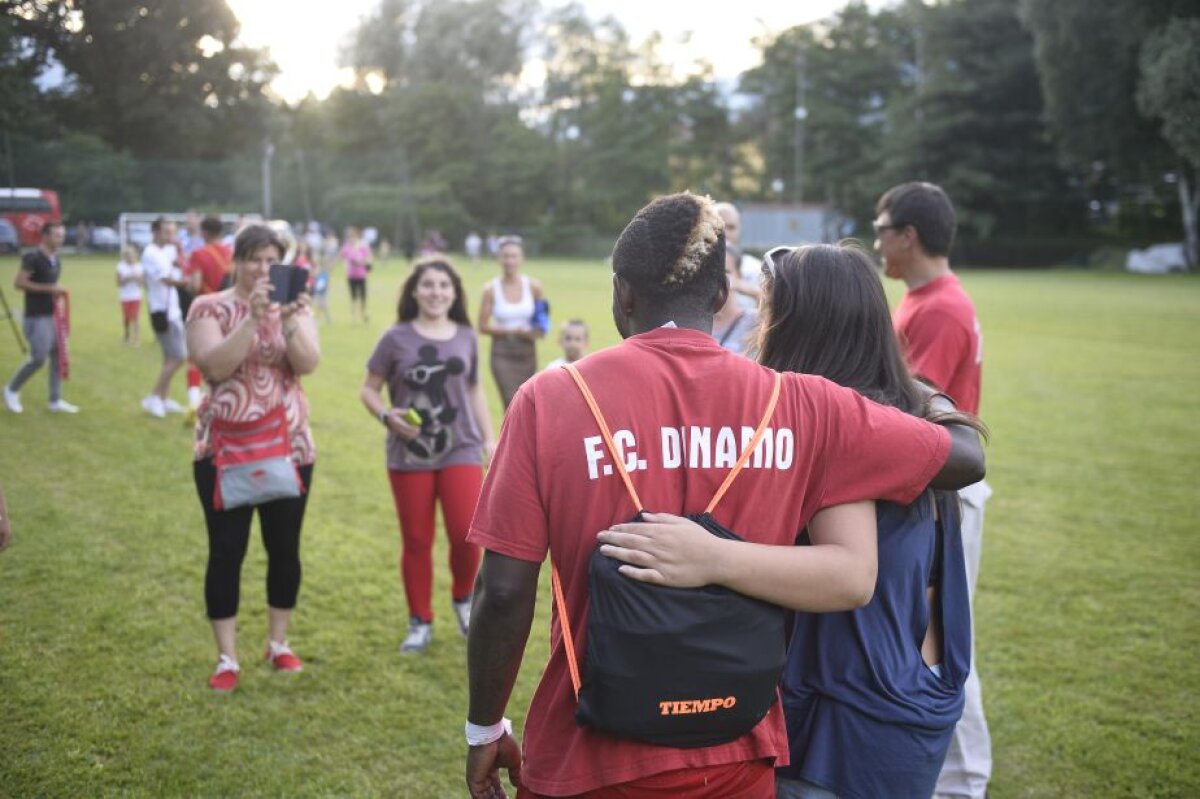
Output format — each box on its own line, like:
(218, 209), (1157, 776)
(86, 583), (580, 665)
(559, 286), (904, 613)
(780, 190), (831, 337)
(189, 291), (316, 465)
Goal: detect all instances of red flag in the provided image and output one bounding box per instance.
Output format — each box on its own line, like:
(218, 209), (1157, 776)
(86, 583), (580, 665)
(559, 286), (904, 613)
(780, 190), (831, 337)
(53, 292), (69, 381)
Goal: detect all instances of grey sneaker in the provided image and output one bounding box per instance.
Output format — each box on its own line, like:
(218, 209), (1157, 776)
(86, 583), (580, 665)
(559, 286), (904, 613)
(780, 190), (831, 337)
(400, 617), (432, 654)
(452, 597), (472, 638)
(48, 399), (80, 414)
(3, 385), (21, 413)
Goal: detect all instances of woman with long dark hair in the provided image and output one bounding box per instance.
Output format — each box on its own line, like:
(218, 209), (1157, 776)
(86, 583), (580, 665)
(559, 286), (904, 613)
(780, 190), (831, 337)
(598, 243), (987, 799)
(360, 257), (496, 654)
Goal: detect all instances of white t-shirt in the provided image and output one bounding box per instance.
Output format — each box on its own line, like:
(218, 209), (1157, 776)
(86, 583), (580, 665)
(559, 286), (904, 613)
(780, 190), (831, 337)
(142, 242), (182, 320)
(737, 252), (764, 312)
(116, 261), (144, 302)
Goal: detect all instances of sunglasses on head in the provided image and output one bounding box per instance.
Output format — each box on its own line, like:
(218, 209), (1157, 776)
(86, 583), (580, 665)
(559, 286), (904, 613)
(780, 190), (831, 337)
(761, 245), (795, 277)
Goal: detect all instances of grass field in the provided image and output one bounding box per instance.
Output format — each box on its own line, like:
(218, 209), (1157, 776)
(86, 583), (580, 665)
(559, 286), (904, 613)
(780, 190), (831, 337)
(0, 253), (1197, 797)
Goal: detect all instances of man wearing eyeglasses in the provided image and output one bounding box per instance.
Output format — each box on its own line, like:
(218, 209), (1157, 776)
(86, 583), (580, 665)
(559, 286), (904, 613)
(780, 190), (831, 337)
(873, 181), (991, 799)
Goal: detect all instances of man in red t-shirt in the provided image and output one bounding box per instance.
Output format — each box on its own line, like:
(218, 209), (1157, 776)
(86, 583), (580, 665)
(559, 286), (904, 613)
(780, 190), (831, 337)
(874, 181), (991, 799)
(464, 193), (986, 799)
(188, 216), (233, 297)
(182, 215), (232, 412)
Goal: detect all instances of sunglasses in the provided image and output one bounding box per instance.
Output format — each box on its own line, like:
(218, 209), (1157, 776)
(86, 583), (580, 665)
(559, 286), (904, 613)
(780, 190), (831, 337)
(871, 221), (905, 235)
(760, 245), (795, 277)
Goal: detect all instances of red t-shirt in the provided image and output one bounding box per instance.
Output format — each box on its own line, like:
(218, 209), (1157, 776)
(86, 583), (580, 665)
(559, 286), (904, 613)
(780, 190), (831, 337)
(188, 242), (233, 296)
(893, 273), (982, 414)
(467, 327), (951, 797)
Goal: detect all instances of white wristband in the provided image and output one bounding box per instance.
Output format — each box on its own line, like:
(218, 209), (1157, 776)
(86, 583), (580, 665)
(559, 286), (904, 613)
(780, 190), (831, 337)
(465, 717), (512, 747)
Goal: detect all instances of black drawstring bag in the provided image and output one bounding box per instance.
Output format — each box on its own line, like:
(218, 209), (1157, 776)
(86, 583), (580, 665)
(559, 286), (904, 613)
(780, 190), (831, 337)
(552, 364), (787, 748)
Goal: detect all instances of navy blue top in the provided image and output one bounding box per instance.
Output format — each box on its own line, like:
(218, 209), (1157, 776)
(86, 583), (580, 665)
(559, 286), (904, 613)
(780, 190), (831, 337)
(777, 492), (971, 799)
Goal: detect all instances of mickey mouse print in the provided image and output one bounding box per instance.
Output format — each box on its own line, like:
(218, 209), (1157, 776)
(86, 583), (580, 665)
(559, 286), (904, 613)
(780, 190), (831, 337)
(367, 324), (486, 472)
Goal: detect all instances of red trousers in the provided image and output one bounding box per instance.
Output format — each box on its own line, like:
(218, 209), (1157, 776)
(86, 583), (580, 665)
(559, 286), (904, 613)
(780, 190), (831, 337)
(387, 465), (483, 623)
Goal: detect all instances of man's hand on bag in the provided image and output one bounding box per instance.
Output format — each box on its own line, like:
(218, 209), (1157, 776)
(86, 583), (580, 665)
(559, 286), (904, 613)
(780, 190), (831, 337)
(466, 732), (522, 799)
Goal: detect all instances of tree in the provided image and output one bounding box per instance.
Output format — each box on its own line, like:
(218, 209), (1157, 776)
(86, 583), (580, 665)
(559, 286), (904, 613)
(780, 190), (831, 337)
(0, 5), (59, 140)
(1019, 0), (1200, 254)
(1137, 17), (1200, 265)
(17, 0), (278, 158)
(883, 0), (1081, 240)
(740, 3), (911, 218)
(345, 0), (530, 94)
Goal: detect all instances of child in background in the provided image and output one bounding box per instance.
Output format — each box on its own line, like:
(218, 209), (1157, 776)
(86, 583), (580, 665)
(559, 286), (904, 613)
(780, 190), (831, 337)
(116, 244), (144, 346)
(311, 262), (331, 324)
(543, 318), (589, 370)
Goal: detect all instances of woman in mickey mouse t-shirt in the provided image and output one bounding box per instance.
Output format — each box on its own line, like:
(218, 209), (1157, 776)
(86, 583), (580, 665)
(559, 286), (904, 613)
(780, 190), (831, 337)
(360, 257), (497, 655)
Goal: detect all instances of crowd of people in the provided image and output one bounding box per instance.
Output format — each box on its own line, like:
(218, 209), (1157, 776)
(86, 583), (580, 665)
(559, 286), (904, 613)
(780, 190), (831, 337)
(2, 181), (992, 799)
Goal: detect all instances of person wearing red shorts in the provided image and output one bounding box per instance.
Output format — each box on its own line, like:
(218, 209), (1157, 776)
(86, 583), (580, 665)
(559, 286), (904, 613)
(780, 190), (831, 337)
(360, 257), (496, 654)
(117, 244), (144, 346)
(463, 193), (986, 798)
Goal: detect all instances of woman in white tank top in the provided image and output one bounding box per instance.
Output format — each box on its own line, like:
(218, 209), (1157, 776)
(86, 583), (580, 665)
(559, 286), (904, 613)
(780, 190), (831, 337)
(477, 236), (544, 408)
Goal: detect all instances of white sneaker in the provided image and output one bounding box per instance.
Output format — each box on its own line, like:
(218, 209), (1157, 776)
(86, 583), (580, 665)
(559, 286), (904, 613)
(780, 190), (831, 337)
(3, 386), (21, 414)
(48, 399), (80, 414)
(452, 597), (472, 638)
(400, 617), (432, 654)
(141, 395), (166, 418)
(163, 398), (186, 414)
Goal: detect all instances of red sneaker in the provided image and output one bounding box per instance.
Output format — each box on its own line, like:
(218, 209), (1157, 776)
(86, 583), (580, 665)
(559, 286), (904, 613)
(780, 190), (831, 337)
(266, 640), (303, 673)
(208, 655), (241, 693)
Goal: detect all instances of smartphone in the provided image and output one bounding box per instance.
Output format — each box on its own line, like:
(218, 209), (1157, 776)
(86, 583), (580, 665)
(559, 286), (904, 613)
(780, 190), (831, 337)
(268, 264), (308, 305)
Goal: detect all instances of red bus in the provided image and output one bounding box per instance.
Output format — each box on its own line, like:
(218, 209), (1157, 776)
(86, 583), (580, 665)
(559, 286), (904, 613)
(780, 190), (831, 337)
(0, 188), (62, 247)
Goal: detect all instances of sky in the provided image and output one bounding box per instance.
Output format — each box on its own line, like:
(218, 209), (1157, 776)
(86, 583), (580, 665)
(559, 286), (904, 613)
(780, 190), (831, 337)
(225, 0), (871, 103)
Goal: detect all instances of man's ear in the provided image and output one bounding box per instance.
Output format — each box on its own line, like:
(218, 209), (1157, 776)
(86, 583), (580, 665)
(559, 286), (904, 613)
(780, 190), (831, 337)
(711, 275), (730, 313)
(613, 273), (635, 317)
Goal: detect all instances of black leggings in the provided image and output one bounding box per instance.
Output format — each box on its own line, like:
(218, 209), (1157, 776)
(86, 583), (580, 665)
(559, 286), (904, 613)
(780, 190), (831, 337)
(194, 458), (315, 620)
(348, 277), (367, 302)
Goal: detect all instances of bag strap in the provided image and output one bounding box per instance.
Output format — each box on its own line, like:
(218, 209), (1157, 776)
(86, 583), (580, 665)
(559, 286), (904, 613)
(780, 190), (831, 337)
(563, 363), (645, 511)
(549, 363), (783, 700)
(704, 370), (781, 514)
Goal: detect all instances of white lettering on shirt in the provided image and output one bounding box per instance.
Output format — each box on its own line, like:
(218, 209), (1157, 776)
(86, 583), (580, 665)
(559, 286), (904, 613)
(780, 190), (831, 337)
(583, 425), (797, 481)
(688, 426), (711, 469)
(714, 427), (738, 469)
(775, 428), (795, 470)
(584, 435), (606, 480)
(662, 427), (682, 469)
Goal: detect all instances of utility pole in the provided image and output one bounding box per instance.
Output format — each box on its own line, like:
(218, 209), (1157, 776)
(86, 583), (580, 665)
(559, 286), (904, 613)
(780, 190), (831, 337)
(793, 42), (807, 205)
(4, 129), (14, 191)
(262, 140), (275, 218)
(296, 148), (314, 223)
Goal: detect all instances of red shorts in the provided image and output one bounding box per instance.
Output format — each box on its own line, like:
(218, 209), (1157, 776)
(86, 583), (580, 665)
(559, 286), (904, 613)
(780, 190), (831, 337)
(516, 759), (775, 799)
(121, 299), (141, 323)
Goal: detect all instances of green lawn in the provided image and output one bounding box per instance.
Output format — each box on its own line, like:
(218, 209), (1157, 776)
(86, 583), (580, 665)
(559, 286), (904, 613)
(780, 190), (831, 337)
(0, 255), (1197, 797)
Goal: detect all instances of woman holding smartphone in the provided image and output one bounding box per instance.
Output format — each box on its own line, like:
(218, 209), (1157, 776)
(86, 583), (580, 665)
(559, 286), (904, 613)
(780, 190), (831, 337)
(360, 257), (496, 654)
(598, 243), (986, 799)
(186, 224), (320, 693)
